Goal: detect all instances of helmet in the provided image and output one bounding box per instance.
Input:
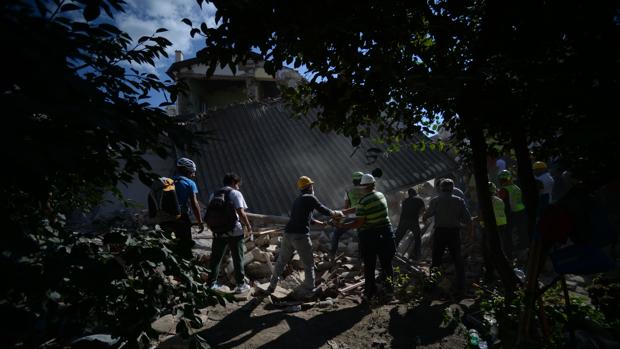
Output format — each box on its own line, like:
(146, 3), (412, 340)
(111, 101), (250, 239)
(498, 170), (512, 180)
(488, 181), (497, 193)
(176, 157), (196, 172)
(352, 171), (364, 181)
(297, 176), (314, 189)
(533, 161), (547, 170)
(360, 173), (375, 185)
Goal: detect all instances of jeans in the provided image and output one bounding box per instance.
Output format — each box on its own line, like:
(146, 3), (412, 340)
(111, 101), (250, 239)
(209, 235), (245, 285)
(431, 227), (465, 292)
(270, 233), (315, 290)
(511, 210), (528, 250)
(359, 227), (395, 297)
(497, 224), (513, 261)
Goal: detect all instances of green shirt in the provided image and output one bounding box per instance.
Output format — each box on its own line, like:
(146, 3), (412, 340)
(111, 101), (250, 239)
(346, 186), (366, 210)
(357, 191), (391, 231)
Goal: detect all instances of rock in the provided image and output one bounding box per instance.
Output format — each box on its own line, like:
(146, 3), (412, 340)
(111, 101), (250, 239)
(255, 234), (270, 247)
(317, 299), (334, 308)
(269, 236), (281, 245)
(292, 254), (304, 270)
(246, 261), (272, 279)
(72, 334), (120, 349)
(243, 251), (255, 266)
(266, 244), (278, 253)
(317, 261), (332, 272)
(252, 248), (272, 263)
(459, 298), (476, 309)
(372, 337), (387, 348)
(342, 264), (355, 271)
(245, 241), (256, 250)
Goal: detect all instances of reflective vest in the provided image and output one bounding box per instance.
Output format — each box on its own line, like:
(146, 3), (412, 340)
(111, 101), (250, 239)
(492, 196), (508, 226)
(346, 187), (366, 210)
(503, 184), (525, 212)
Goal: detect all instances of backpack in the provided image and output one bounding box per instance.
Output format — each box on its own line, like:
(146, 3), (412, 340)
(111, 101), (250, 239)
(204, 187), (238, 235)
(147, 177), (181, 223)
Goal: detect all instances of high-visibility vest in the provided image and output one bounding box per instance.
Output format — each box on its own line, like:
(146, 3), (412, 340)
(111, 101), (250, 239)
(503, 184), (525, 212)
(492, 196), (508, 226)
(346, 187), (366, 210)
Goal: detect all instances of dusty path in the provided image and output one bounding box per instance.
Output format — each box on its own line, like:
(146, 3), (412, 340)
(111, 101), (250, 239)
(160, 296), (467, 349)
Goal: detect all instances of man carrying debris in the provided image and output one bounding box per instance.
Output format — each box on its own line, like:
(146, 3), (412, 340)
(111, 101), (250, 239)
(206, 173), (253, 294)
(329, 171), (365, 260)
(338, 173), (395, 301)
(423, 178), (472, 297)
(266, 176), (344, 295)
(395, 187), (426, 258)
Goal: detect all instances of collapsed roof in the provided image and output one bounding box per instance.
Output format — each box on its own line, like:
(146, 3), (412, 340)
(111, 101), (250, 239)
(189, 101), (457, 216)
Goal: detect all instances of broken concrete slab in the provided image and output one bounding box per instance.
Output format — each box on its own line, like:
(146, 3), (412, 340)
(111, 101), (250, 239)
(246, 261), (272, 279)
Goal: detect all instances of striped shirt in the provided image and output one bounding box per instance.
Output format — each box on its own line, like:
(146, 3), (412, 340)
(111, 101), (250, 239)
(357, 191), (391, 231)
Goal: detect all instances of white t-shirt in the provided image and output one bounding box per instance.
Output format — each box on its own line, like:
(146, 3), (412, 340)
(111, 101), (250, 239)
(536, 172), (555, 196)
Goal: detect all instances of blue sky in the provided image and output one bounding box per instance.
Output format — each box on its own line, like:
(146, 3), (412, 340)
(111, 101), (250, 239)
(111, 0), (218, 107)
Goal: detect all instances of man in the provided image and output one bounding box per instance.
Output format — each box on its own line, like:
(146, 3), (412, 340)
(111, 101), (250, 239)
(330, 171), (365, 259)
(267, 176), (343, 294)
(423, 178), (472, 296)
(338, 173), (395, 301)
(395, 188), (426, 259)
(164, 157), (203, 258)
(483, 182), (511, 261)
(533, 161), (554, 216)
(207, 173), (253, 293)
(497, 170), (528, 250)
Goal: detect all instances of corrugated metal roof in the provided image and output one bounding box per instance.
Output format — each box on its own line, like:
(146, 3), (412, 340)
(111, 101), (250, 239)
(190, 101), (457, 216)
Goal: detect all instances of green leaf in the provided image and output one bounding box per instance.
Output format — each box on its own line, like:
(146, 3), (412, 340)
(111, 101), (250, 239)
(190, 28), (200, 38)
(83, 4), (101, 21)
(155, 28), (168, 33)
(200, 23), (208, 34)
(182, 18), (193, 26)
(60, 3), (81, 12)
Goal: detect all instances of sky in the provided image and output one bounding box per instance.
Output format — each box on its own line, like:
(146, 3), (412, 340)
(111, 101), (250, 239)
(111, 0), (218, 107)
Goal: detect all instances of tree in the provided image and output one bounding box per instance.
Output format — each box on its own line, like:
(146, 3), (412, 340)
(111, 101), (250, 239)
(191, 0), (619, 345)
(0, 1), (219, 347)
(191, 0), (518, 296)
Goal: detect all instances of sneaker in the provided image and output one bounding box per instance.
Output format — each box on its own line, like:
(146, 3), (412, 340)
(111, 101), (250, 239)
(235, 283), (251, 294)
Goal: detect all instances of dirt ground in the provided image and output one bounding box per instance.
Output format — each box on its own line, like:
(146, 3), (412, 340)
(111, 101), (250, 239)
(159, 294), (468, 349)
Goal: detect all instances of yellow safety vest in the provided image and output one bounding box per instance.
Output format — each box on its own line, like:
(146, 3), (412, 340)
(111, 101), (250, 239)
(503, 184), (525, 212)
(492, 196), (508, 226)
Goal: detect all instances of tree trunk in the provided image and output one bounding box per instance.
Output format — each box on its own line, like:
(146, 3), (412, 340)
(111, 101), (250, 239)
(467, 124), (518, 298)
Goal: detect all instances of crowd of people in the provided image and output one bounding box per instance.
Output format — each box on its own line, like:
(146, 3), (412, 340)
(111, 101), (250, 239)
(156, 154), (565, 302)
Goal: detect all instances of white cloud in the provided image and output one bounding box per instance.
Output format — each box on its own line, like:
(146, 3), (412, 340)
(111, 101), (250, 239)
(113, 0), (217, 76)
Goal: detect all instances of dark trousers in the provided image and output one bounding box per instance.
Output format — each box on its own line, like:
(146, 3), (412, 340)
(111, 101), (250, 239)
(431, 227), (465, 292)
(395, 221), (421, 258)
(497, 224), (513, 261)
(209, 235), (245, 285)
(359, 227), (395, 297)
(510, 210), (528, 250)
(161, 212), (194, 258)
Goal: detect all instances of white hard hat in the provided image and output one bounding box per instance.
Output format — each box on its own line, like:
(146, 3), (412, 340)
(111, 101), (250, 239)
(360, 173), (375, 185)
(176, 157), (196, 172)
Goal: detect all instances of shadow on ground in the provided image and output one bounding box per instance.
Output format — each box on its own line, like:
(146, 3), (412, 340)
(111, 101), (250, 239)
(388, 301), (459, 348)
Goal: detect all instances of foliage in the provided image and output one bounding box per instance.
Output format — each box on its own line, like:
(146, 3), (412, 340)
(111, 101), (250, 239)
(0, 0), (217, 348)
(1, 217), (231, 348)
(478, 281), (618, 348)
(389, 267), (443, 304)
(588, 275), (620, 335)
(1, 0), (198, 214)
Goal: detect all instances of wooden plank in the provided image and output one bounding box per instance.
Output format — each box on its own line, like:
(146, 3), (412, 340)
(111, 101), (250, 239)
(338, 280), (364, 293)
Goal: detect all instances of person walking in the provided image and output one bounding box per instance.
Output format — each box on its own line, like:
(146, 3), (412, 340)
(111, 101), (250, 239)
(164, 157), (203, 258)
(206, 173), (253, 294)
(338, 173), (395, 301)
(267, 176), (343, 295)
(423, 179), (472, 297)
(394, 187), (426, 258)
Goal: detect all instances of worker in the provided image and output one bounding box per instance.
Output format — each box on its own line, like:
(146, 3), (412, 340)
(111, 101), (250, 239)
(329, 171), (365, 260)
(497, 170), (528, 251)
(394, 187), (426, 258)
